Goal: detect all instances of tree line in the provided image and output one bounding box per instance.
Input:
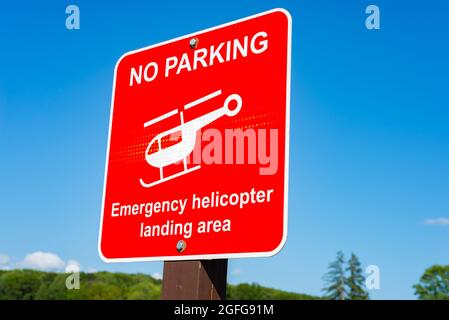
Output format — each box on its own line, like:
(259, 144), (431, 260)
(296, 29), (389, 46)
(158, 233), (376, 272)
(0, 269), (318, 300)
(1, 256), (448, 299)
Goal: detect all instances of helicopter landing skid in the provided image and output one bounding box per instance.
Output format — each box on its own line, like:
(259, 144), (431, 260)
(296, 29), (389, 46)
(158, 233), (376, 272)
(139, 165), (201, 188)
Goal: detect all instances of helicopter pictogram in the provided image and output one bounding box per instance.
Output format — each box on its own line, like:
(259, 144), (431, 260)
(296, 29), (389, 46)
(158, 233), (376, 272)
(139, 89), (243, 188)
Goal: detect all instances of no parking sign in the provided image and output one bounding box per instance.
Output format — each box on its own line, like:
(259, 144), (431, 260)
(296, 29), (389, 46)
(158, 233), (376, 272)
(98, 8), (292, 262)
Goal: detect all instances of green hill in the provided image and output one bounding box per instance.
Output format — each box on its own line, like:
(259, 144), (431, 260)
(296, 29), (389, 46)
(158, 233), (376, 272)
(0, 269), (319, 300)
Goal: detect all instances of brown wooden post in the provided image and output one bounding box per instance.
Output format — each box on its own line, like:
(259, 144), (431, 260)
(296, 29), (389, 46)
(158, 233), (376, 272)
(161, 259), (228, 300)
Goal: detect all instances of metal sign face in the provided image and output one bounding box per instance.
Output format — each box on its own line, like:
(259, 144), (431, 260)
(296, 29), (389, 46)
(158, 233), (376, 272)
(99, 8), (292, 262)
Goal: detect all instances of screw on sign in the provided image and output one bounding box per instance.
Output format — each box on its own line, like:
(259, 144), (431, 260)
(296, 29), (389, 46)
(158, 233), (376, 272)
(189, 37), (199, 49)
(98, 8), (292, 299)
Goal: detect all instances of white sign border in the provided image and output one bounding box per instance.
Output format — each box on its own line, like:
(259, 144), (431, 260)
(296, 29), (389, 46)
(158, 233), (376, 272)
(98, 8), (292, 263)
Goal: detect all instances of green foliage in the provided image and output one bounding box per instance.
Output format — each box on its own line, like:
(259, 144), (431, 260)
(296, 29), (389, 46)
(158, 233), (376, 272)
(0, 269), (317, 300)
(226, 283), (319, 300)
(0, 270), (44, 300)
(346, 253), (369, 300)
(414, 265), (449, 300)
(0, 270), (162, 300)
(127, 280), (161, 300)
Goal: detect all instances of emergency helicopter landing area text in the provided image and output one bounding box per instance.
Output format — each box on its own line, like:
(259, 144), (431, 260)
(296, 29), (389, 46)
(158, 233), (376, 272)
(139, 89), (243, 188)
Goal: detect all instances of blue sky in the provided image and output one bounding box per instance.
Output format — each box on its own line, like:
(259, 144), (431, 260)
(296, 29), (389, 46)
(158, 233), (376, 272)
(1, 0), (448, 299)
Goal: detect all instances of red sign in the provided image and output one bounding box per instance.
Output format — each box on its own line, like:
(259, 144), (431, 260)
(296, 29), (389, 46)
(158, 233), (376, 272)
(99, 8), (292, 262)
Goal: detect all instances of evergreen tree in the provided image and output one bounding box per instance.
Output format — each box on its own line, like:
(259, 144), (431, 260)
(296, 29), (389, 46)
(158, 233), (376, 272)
(322, 251), (347, 300)
(346, 253), (369, 300)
